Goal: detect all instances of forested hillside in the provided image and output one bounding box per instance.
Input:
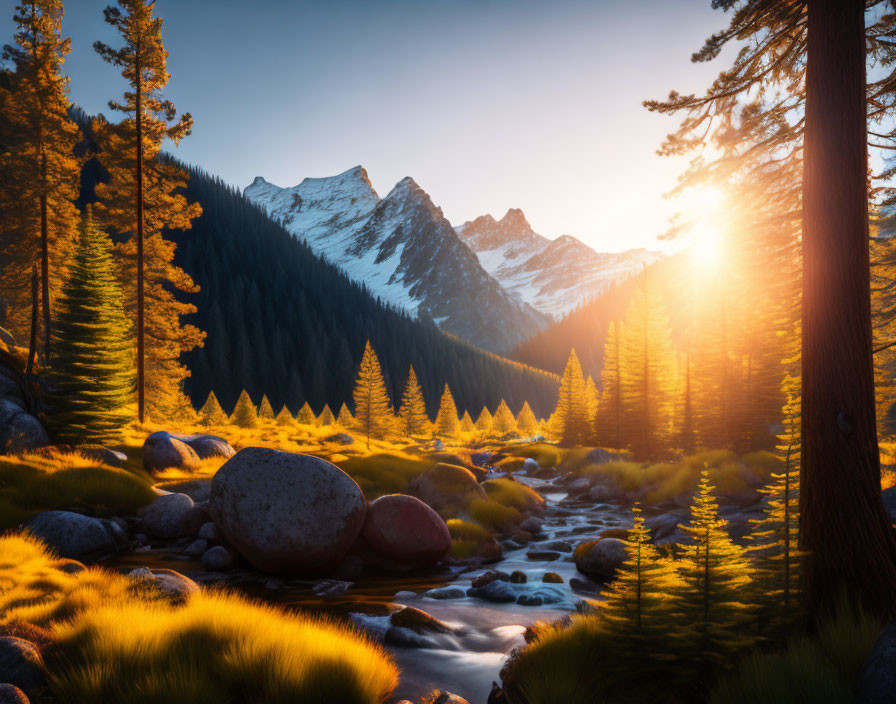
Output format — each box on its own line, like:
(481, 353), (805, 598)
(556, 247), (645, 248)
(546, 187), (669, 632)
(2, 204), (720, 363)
(166, 166), (559, 418)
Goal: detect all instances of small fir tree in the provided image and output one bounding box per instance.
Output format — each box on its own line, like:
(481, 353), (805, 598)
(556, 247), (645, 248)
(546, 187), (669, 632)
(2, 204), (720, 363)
(337, 402), (355, 429)
(516, 401), (538, 437)
(597, 321), (624, 448)
(674, 467), (756, 673)
(435, 384), (459, 438)
(492, 399), (518, 437)
(257, 394), (275, 421)
(296, 401), (316, 426)
(598, 504), (684, 665)
(318, 404), (335, 426)
(398, 365), (429, 437)
(352, 340), (393, 447)
(198, 390), (227, 426)
(585, 375), (600, 430)
(474, 406), (493, 435)
(48, 209), (134, 444)
(275, 405), (295, 427)
(459, 410), (475, 433)
(554, 349), (590, 447)
(231, 390), (257, 428)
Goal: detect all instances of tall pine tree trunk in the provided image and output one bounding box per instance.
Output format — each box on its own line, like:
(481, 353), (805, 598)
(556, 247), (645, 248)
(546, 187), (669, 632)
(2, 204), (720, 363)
(40, 187), (50, 363)
(135, 49), (146, 424)
(800, 0), (896, 619)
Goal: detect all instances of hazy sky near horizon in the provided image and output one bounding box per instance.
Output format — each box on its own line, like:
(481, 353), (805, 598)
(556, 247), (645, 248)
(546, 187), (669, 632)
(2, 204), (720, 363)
(2, 0), (737, 252)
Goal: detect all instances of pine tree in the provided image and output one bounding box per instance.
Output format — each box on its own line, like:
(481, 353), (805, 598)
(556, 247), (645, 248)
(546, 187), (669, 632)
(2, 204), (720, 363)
(257, 394), (275, 421)
(584, 376), (599, 434)
(293, 401), (313, 425)
(336, 402), (354, 430)
(618, 272), (677, 458)
(554, 349), (589, 447)
(0, 0), (81, 355)
(674, 467), (755, 672)
(598, 503), (684, 665)
(459, 411), (474, 433)
(48, 208), (134, 444)
(492, 399), (517, 437)
(94, 0), (203, 423)
(198, 390), (226, 426)
(516, 401), (538, 437)
(677, 350), (697, 455)
(398, 365), (429, 438)
(318, 404), (335, 426)
(435, 384), (459, 439)
(597, 321), (623, 448)
(474, 406), (493, 435)
(231, 390), (257, 429)
(275, 405), (295, 427)
(352, 340), (392, 448)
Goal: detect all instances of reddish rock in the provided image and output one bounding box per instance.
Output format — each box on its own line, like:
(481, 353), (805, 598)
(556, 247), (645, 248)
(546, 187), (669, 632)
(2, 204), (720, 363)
(362, 494), (451, 568)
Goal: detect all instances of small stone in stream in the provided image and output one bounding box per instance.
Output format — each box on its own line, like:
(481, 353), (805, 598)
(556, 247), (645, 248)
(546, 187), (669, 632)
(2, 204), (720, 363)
(566, 477), (591, 493)
(468, 580), (517, 603)
(184, 538), (208, 557)
(311, 579), (353, 596)
(526, 550), (561, 561)
(197, 521), (220, 542)
(522, 458), (539, 473)
(471, 570), (510, 588)
(542, 572), (563, 583)
(390, 606), (451, 634)
(471, 451), (492, 467)
(425, 587), (466, 600)
(52, 559), (86, 574)
(539, 540), (573, 553)
(201, 545), (233, 571)
(384, 626), (440, 649)
(519, 516), (543, 534)
(511, 530), (532, 545)
(517, 594), (543, 606)
(510, 570), (527, 583)
(128, 568), (199, 603)
(0, 638), (44, 692)
(0, 684), (29, 704)
(570, 576), (601, 594)
(430, 692), (472, 704)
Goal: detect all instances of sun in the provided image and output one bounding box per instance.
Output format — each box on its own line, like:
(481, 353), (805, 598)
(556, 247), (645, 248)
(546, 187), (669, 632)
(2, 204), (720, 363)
(676, 186), (725, 269)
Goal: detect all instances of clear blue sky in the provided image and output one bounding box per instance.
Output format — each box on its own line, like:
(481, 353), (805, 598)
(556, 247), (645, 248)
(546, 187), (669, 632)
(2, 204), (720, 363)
(2, 0), (736, 252)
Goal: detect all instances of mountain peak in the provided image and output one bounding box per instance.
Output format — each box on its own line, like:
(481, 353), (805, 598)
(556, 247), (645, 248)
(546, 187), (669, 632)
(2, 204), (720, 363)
(499, 208), (532, 233)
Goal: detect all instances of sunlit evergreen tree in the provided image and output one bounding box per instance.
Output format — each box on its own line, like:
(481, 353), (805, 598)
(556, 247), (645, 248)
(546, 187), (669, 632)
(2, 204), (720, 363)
(352, 340), (392, 447)
(398, 365), (429, 437)
(231, 389), (257, 429)
(618, 273), (677, 457)
(93, 0), (203, 422)
(674, 467), (755, 672)
(492, 399), (517, 437)
(198, 390), (227, 426)
(337, 402), (355, 430)
(318, 404), (335, 426)
(0, 0), (80, 353)
(257, 394), (275, 421)
(596, 321), (623, 448)
(435, 384), (459, 438)
(296, 401), (316, 426)
(275, 405), (295, 427)
(584, 376), (599, 435)
(474, 406), (493, 435)
(459, 410), (474, 433)
(554, 349), (589, 447)
(48, 209), (133, 444)
(516, 401), (538, 437)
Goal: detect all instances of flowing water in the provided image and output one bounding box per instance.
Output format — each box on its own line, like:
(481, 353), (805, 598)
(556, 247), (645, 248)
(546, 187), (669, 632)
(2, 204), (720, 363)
(104, 473), (632, 704)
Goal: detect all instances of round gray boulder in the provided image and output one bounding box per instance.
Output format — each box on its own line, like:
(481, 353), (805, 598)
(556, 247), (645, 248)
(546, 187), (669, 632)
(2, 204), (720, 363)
(139, 493), (205, 539)
(142, 431), (201, 473)
(179, 434), (235, 460)
(0, 400), (48, 454)
(208, 448), (367, 573)
(361, 494), (450, 569)
(0, 683), (29, 704)
(23, 511), (119, 560)
(201, 545), (234, 571)
(574, 538), (629, 580)
(128, 567), (199, 603)
(0, 638), (43, 693)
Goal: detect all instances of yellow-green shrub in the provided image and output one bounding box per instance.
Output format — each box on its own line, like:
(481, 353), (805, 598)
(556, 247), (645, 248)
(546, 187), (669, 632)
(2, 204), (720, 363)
(483, 478), (544, 513)
(469, 498), (521, 527)
(336, 452), (429, 499)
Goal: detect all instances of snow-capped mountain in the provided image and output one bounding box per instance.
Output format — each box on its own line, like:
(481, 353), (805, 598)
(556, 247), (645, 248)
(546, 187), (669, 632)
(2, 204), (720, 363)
(456, 209), (663, 319)
(244, 167), (549, 352)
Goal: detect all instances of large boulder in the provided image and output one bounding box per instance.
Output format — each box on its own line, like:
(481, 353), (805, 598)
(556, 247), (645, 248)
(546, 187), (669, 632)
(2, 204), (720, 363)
(410, 462), (487, 514)
(142, 431), (201, 473)
(0, 638), (43, 693)
(179, 434), (235, 460)
(0, 400), (48, 454)
(361, 494), (451, 569)
(23, 511), (120, 559)
(0, 683), (29, 704)
(139, 493), (205, 539)
(856, 622), (896, 704)
(574, 538), (629, 580)
(208, 448), (367, 573)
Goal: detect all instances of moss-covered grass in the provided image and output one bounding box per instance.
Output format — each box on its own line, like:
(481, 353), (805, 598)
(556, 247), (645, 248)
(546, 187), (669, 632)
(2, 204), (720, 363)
(483, 478), (544, 513)
(500, 442), (561, 468)
(0, 533), (399, 704)
(332, 452), (430, 499)
(0, 452), (157, 531)
(468, 497), (522, 528)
